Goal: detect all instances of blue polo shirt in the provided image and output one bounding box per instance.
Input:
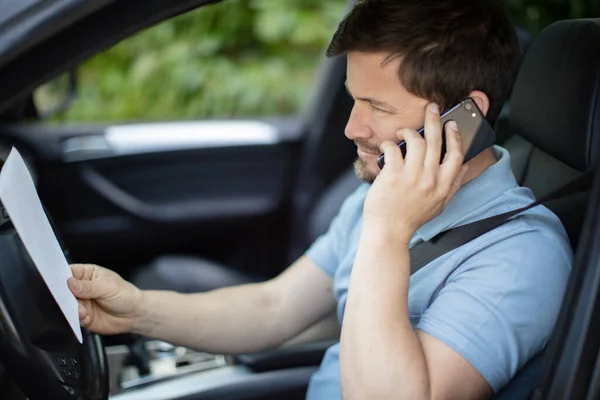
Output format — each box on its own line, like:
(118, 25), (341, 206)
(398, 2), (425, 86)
(305, 146), (572, 399)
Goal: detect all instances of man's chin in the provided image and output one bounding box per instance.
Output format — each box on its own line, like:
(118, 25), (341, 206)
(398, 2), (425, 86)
(353, 158), (379, 183)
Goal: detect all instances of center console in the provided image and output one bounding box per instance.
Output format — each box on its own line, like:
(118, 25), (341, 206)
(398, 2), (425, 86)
(106, 340), (332, 400)
(106, 341), (228, 394)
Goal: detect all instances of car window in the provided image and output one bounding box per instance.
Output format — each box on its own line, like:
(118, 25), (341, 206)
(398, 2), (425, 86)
(34, 0), (347, 122)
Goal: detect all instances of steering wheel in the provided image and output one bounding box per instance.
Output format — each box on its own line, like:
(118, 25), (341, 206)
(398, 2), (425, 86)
(0, 218), (108, 400)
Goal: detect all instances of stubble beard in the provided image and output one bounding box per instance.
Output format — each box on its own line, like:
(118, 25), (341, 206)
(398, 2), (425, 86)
(353, 157), (378, 184)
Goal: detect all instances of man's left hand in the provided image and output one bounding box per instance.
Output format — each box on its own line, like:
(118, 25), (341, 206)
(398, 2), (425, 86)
(363, 103), (469, 244)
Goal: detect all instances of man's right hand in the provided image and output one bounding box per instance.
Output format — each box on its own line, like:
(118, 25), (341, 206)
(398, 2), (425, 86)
(67, 263), (143, 335)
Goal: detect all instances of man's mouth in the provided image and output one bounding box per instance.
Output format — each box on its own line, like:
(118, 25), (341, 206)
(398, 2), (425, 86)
(357, 147), (380, 156)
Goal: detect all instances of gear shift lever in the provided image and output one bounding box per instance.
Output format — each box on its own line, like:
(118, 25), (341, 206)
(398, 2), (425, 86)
(123, 338), (151, 376)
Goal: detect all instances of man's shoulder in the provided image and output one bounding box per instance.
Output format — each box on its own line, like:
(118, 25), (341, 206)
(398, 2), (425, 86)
(461, 184), (570, 251)
(455, 200), (572, 286)
(448, 184), (572, 279)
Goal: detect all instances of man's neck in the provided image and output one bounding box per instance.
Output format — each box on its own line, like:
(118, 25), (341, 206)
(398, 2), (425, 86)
(462, 147), (497, 185)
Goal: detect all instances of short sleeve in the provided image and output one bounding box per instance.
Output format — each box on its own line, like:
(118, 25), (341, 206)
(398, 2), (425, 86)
(417, 225), (572, 392)
(305, 184), (368, 277)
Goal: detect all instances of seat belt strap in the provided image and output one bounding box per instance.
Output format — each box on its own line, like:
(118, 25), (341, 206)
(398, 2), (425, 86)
(409, 169), (596, 274)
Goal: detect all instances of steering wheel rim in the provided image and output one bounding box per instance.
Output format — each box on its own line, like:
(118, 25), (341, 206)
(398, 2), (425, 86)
(0, 219), (108, 400)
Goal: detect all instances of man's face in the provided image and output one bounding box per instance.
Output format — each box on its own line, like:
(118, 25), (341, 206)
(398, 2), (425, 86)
(345, 52), (429, 183)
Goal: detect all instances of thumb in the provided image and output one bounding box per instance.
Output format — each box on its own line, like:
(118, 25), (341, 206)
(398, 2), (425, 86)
(68, 276), (111, 299)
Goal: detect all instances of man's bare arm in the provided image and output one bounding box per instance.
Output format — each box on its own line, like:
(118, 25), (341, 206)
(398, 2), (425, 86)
(340, 104), (491, 399)
(70, 256), (336, 354)
(340, 239), (492, 400)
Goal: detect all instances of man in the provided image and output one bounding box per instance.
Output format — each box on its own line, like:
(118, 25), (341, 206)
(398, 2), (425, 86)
(68, 0), (572, 399)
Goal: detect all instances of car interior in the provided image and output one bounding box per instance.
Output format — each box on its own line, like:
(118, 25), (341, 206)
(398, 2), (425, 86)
(120, 16), (600, 400)
(1, 1), (600, 399)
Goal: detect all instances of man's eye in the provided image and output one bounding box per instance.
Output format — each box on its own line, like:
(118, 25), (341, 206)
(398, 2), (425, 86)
(371, 104), (388, 113)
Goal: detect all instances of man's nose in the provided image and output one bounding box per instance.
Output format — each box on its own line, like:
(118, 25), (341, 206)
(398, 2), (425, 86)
(345, 104), (372, 140)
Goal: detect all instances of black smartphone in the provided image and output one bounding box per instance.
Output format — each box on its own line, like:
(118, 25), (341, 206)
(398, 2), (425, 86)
(377, 98), (496, 169)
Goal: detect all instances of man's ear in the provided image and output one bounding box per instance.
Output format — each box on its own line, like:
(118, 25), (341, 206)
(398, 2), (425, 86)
(467, 90), (490, 116)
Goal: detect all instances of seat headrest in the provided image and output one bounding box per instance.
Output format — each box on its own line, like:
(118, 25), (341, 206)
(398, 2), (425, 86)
(509, 19), (600, 172)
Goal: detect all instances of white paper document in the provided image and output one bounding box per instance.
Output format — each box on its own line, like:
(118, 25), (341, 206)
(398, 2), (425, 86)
(0, 148), (82, 343)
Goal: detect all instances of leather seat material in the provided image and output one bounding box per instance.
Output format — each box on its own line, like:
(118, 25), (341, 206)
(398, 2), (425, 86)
(521, 148), (581, 198)
(492, 19), (600, 398)
(509, 19), (600, 172)
(502, 135), (534, 185)
(522, 148), (586, 248)
(133, 255), (258, 293)
(501, 19), (600, 251)
(505, 138), (587, 248)
(305, 168), (361, 244)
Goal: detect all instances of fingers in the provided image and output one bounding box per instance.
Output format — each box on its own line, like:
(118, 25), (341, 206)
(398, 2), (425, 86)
(69, 263), (115, 300)
(68, 277), (82, 294)
(398, 128), (425, 171)
(70, 263), (99, 281)
(68, 274), (111, 300)
(379, 140), (404, 170)
(382, 107), (464, 203)
(78, 302), (92, 327)
(68, 277), (93, 298)
(424, 103), (443, 169)
(440, 120), (464, 188)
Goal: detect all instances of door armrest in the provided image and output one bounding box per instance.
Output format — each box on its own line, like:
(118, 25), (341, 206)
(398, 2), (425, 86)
(234, 340), (335, 373)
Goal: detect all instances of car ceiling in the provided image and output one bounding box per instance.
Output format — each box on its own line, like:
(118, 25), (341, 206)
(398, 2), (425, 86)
(0, 0), (223, 117)
(0, 0), (116, 70)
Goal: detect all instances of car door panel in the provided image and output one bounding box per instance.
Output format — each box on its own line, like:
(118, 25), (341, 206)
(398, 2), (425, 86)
(3, 118), (303, 279)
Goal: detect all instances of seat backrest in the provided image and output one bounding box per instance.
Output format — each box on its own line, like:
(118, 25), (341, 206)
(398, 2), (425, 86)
(305, 167), (361, 245)
(493, 18), (600, 399)
(503, 18), (600, 249)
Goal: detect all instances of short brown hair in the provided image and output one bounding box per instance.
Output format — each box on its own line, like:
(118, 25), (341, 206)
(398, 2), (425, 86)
(327, 0), (521, 125)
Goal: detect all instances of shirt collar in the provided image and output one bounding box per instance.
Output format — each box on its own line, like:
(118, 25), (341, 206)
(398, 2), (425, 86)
(415, 146), (518, 242)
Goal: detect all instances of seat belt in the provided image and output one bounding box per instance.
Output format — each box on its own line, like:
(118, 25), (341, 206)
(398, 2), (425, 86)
(409, 169), (596, 274)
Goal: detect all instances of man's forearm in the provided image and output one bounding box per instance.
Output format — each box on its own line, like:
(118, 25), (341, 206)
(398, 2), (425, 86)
(131, 282), (286, 354)
(340, 231), (431, 399)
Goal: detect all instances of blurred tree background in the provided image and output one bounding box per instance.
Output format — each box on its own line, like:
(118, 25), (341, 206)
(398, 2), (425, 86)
(45, 0), (599, 123)
(505, 0), (600, 33)
(53, 0), (347, 122)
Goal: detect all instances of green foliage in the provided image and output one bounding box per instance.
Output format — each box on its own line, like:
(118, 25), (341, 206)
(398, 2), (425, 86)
(48, 0), (598, 123)
(505, 0), (599, 34)
(56, 0), (346, 122)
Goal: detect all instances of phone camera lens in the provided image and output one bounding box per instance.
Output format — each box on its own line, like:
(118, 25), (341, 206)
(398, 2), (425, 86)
(465, 103), (473, 111)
